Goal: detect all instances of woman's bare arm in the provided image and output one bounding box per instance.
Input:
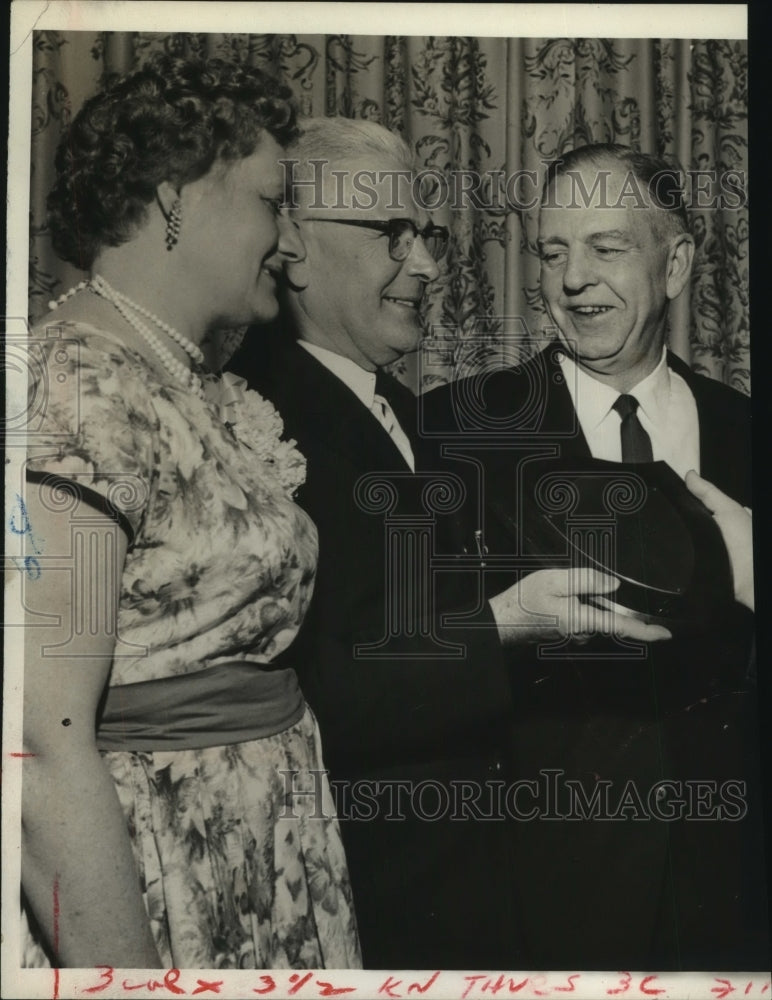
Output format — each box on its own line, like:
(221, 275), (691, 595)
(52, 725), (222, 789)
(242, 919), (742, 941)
(21, 484), (162, 968)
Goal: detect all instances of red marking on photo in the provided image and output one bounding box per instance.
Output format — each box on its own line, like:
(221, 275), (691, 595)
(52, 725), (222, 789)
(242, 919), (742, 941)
(52, 877), (60, 1000)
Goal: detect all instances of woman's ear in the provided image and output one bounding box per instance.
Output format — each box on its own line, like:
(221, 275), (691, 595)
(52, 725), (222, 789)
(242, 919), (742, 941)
(156, 180), (181, 220)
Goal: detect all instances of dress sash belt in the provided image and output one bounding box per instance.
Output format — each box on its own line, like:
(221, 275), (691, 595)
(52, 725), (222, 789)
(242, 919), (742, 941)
(96, 661), (305, 752)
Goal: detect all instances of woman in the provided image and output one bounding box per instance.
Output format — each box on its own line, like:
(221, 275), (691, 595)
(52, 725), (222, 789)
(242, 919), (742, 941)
(21, 55), (360, 969)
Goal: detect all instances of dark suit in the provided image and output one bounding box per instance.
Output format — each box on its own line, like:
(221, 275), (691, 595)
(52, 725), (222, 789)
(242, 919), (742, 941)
(229, 331), (522, 970)
(421, 342), (768, 971)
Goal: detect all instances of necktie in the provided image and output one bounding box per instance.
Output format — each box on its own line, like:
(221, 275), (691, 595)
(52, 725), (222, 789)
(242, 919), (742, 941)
(613, 394), (653, 463)
(372, 371), (415, 471)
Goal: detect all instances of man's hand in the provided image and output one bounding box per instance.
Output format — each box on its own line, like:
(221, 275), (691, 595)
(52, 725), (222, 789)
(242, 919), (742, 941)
(488, 568), (672, 645)
(686, 469), (754, 611)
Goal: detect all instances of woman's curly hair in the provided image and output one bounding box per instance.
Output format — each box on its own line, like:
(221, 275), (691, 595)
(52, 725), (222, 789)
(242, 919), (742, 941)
(47, 54), (299, 269)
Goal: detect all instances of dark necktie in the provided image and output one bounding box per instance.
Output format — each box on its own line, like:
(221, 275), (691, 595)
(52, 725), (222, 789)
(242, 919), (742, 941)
(612, 394), (654, 463)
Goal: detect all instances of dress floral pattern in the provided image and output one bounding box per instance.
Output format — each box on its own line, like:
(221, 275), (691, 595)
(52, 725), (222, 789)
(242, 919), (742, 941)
(22, 322), (361, 969)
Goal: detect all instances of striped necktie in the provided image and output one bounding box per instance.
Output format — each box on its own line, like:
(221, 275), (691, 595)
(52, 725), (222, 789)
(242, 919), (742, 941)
(371, 372), (415, 470)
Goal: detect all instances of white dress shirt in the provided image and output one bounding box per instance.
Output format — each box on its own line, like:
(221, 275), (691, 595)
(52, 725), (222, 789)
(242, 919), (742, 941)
(299, 340), (415, 470)
(557, 347), (700, 479)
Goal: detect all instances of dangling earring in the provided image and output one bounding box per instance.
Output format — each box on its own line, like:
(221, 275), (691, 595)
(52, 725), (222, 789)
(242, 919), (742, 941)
(165, 198), (182, 251)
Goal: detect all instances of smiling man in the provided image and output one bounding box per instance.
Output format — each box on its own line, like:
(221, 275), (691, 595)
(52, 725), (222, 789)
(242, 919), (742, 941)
(228, 124), (674, 970)
(422, 142), (766, 970)
(227, 117), (525, 970)
(538, 147), (700, 471)
(529, 149), (765, 972)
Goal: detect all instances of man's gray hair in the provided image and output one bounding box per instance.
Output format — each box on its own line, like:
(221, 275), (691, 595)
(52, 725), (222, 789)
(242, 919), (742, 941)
(542, 143), (690, 239)
(286, 116), (416, 176)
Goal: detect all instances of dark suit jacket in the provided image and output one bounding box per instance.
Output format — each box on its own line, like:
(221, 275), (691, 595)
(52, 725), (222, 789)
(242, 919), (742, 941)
(421, 343), (767, 971)
(229, 331), (521, 970)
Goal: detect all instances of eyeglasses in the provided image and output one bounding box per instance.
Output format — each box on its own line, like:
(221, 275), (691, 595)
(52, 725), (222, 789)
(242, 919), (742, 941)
(300, 217), (449, 262)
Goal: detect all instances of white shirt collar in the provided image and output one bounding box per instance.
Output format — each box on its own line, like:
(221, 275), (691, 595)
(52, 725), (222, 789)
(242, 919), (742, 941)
(558, 346), (671, 428)
(629, 348), (672, 425)
(299, 340), (376, 409)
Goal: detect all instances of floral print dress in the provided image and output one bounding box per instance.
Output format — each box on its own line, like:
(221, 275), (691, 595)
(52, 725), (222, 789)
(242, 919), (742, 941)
(22, 323), (361, 970)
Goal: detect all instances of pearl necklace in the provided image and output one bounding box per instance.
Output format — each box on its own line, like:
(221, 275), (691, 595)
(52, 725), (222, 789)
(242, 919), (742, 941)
(47, 280), (308, 498)
(49, 276), (206, 398)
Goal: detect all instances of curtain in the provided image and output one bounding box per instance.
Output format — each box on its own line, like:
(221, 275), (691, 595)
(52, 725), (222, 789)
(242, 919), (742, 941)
(28, 32), (749, 394)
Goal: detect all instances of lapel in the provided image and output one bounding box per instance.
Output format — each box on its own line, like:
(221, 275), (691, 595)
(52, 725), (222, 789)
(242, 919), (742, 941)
(241, 337), (415, 472)
(437, 345), (593, 558)
(537, 343), (593, 457)
(545, 345), (748, 500)
(376, 369), (419, 445)
(544, 344), (737, 476)
(664, 350), (733, 492)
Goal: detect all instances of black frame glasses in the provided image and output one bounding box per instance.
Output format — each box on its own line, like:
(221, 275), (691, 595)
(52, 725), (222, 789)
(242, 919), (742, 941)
(300, 217), (449, 262)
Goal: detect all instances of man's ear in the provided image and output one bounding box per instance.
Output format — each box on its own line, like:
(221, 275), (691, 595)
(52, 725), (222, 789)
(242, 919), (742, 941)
(665, 232), (695, 301)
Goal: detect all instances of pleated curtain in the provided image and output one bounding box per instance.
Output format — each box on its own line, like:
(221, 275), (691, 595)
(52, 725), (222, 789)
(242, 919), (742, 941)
(29, 33), (749, 393)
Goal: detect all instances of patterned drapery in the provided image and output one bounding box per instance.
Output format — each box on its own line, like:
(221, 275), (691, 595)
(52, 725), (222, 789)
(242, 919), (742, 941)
(29, 32), (749, 393)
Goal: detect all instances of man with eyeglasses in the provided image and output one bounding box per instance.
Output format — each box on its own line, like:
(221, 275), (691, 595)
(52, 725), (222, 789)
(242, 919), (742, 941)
(228, 119), (668, 969)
